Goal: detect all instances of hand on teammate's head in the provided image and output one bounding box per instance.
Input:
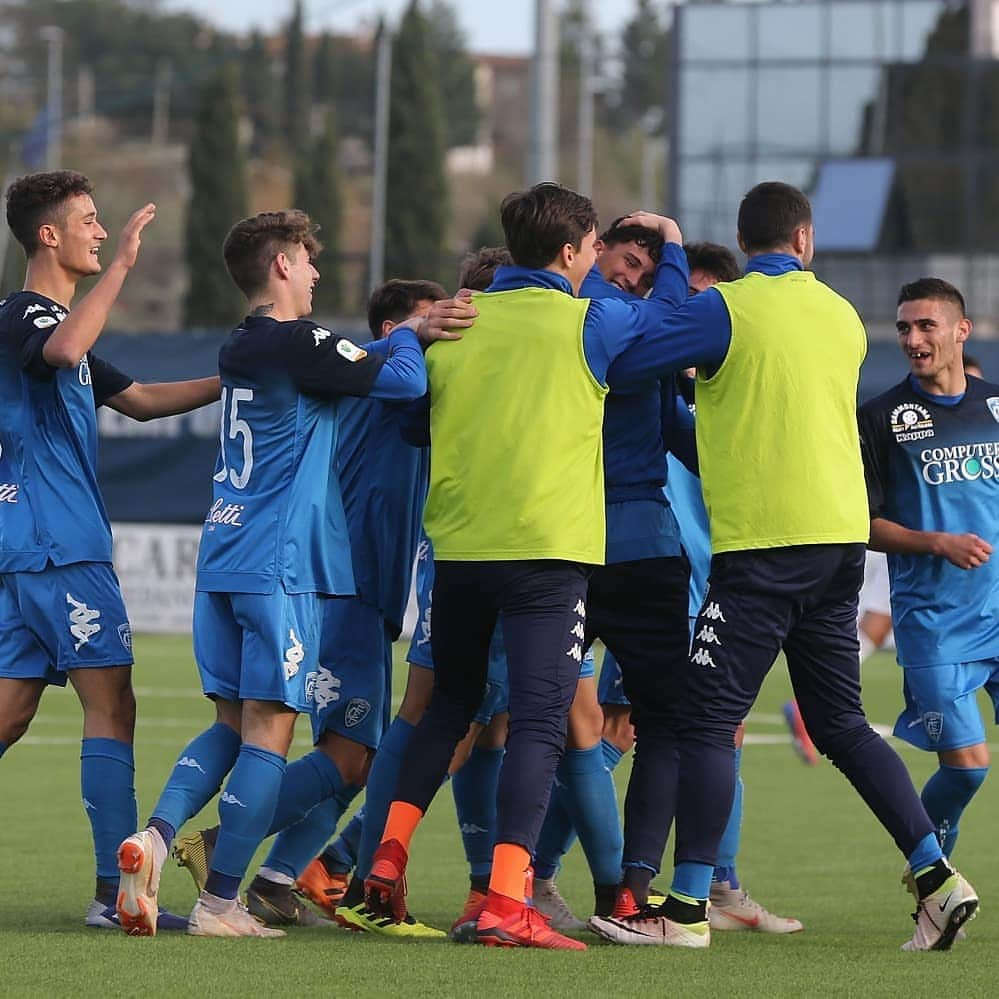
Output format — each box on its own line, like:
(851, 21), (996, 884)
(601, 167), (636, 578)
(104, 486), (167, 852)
(616, 211), (682, 246)
(405, 291), (479, 345)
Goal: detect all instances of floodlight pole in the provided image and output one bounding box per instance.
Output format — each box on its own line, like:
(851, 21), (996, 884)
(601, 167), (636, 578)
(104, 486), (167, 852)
(528, 0), (559, 184)
(576, 0), (594, 197)
(369, 24), (391, 294)
(40, 26), (64, 170)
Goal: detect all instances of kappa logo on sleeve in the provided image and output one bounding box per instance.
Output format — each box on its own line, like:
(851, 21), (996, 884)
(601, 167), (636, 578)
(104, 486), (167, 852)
(23, 303), (46, 318)
(313, 327), (332, 347)
(336, 339), (368, 363)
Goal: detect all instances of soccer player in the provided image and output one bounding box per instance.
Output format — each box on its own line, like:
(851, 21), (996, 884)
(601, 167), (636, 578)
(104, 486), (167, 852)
(310, 252), (523, 937)
(0, 170), (220, 929)
(364, 183), (689, 950)
(235, 278), (447, 929)
(859, 278), (998, 870)
(589, 182), (977, 952)
(115, 210), (431, 937)
(586, 239), (801, 934)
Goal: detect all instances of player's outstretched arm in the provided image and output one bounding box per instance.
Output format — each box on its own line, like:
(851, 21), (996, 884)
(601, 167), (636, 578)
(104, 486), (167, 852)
(404, 289), (478, 345)
(870, 516), (993, 570)
(104, 376), (221, 422)
(42, 203), (156, 368)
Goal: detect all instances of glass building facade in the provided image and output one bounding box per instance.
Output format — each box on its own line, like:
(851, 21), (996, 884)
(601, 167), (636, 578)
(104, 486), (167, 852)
(668, 0), (999, 326)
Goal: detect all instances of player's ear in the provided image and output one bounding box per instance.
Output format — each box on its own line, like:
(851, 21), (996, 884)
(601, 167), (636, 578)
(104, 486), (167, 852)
(957, 317), (972, 343)
(37, 223), (59, 249)
(274, 251), (292, 280)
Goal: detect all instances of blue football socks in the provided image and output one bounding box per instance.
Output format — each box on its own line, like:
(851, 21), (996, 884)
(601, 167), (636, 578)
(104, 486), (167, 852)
(207, 743), (286, 899)
(354, 717), (414, 880)
(713, 747), (743, 888)
(151, 722), (241, 849)
(263, 783), (362, 880)
(267, 750), (349, 836)
(324, 806), (364, 873)
(554, 745), (623, 887)
(920, 764), (989, 857)
(451, 745), (503, 879)
(672, 861), (714, 904)
(907, 830), (946, 876)
(81, 737), (138, 884)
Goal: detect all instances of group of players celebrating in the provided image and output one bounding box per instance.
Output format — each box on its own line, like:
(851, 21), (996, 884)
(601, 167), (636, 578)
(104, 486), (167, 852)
(1, 168), (993, 952)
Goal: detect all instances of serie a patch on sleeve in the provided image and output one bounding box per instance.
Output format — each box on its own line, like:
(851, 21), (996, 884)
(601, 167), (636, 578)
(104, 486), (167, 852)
(336, 339), (368, 363)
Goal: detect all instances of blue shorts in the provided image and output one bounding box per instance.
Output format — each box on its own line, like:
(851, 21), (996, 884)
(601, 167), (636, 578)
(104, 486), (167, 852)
(894, 658), (999, 751)
(597, 648), (628, 706)
(0, 562), (133, 685)
(193, 587), (323, 712)
(309, 597), (392, 749)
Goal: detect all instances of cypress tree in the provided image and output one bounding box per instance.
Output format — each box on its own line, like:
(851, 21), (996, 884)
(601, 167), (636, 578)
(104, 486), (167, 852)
(183, 66), (248, 328)
(242, 30), (280, 154)
(385, 1), (449, 284)
(294, 109), (344, 314)
(284, 0), (311, 153)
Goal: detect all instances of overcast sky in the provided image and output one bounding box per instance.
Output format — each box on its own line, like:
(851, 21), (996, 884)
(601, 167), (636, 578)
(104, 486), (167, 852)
(162, 0), (648, 55)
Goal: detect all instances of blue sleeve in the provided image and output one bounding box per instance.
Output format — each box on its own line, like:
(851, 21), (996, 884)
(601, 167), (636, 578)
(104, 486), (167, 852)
(603, 287), (732, 388)
(662, 384), (698, 476)
(580, 243), (693, 383)
(366, 328), (428, 401)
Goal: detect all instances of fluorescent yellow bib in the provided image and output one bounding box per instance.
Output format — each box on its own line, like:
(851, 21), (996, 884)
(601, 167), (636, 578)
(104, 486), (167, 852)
(697, 270), (870, 553)
(424, 287), (607, 563)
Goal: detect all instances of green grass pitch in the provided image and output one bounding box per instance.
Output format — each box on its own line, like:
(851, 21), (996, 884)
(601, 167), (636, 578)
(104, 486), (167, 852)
(1, 636), (996, 997)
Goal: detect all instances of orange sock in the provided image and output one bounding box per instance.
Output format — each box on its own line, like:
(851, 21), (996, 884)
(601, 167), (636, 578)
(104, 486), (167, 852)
(488, 843), (532, 903)
(381, 801), (424, 853)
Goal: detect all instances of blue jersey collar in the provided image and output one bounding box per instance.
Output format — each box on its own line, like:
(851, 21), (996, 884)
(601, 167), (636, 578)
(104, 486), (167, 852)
(744, 253), (805, 277)
(907, 373), (966, 407)
(487, 265), (573, 296)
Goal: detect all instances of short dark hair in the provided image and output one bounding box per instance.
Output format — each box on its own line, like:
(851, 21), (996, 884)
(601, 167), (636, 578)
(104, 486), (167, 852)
(366, 278), (447, 336)
(685, 241), (740, 283)
(500, 183), (597, 269)
(964, 352), (982, 375)
(897, 277), (966, 317)
(737, 182), (812, 254)
(5, 170), (94, 256)
(458, 245), (513, 292)
(223, 210), (323, 297)
(598, 216), (663, 265)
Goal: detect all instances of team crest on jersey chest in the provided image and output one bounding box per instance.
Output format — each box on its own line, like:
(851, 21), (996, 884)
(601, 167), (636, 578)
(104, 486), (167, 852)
(987, 397), (999, 423)
(890, 402), (934, 442)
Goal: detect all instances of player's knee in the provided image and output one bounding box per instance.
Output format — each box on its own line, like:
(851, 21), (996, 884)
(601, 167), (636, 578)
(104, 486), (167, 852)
(0, 708), (36, 746)
(807, 716), (871, 761)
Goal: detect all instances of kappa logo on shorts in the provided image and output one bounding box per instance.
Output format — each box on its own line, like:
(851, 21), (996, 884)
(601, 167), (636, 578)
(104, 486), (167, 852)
(66, 593), (101, 651)
(692, 648), (717, 668)
(574, 599), (586, 617)
(344, 698), (372, 728)
(566, 643), (583, 663)
(307, 667), (341, 709)
(922, 711), (944, 742)
(571, 620), (585, 640)
(283, 628), (304, 680)
(696, 624), (721, 646)
(702, 602), (726, 623)
(0, 483), (17, 504)
(220, 792), (246, 808)
(117, 623), (132, 652)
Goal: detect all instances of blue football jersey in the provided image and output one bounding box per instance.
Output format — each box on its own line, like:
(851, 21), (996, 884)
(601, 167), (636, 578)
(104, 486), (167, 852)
(336, 395), (429, 636)
(859, 375), (999, 666)
(197, 316), (395, 596)
(0, 291), (132, 571)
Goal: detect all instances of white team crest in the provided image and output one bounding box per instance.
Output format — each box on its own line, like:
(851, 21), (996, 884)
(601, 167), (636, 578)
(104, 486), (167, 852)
(987, 397), (999, 423)
(336, 339), (368, 363)
(307, 667), (341, 709)
(67, 593), (101, 651)
(923, 712), (944, 742)
(283, 628), (304, 680)
(313, 327), (332, 347)
(344, 698), (372, 728)
(117, 623), (132, 652)
(33, 314), (58, 329)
